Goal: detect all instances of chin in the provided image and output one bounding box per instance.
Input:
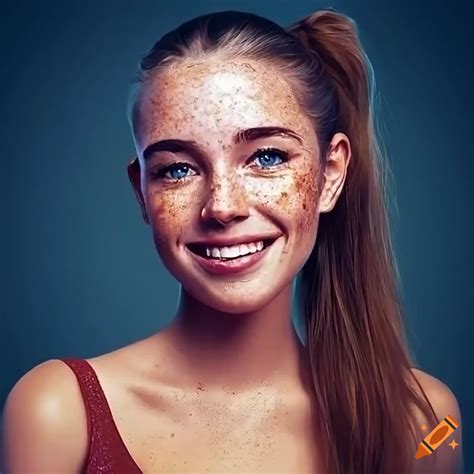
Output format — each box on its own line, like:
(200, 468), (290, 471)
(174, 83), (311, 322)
(195, 296), (273, 315)
(185, 280), (280, 315)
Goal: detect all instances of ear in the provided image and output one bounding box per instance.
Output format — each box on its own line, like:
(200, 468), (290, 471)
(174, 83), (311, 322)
(318, 132), (352, 214)
(127, 156), (149, 225)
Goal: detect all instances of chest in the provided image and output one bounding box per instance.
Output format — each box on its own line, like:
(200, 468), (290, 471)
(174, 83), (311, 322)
(133, 422), (320, 473)
(115, 388), (323, 473)
(136, 427), (318, 472)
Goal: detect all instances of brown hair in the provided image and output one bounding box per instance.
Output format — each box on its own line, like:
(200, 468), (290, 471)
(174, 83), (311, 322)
(127, 9), (438, 473)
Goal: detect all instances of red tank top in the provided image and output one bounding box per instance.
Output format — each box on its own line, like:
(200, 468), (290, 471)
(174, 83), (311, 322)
(61, 358), (142, 473)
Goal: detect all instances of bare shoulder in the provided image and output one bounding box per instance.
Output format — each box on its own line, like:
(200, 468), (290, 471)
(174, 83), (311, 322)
(410, 368), (463, 474)
(411, 368), (462, 422)
(2, 359), (88, 473)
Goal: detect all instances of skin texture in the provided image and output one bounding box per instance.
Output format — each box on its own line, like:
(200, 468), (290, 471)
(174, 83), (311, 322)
(127, 58), (350, 393)
(2, 58), (463, 473)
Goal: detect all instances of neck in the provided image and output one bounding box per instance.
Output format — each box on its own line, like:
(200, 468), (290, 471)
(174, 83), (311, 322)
(162, 282), (309, 393)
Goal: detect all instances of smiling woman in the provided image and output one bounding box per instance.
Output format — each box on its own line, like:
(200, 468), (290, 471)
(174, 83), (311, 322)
(2, 8), (463, 474)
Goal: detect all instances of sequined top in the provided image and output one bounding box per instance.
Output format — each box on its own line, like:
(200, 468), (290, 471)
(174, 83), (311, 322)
(61, 358), (142, 473)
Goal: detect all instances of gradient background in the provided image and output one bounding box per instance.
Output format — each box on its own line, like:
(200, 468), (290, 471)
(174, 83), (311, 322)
(1, 0), (472, 471)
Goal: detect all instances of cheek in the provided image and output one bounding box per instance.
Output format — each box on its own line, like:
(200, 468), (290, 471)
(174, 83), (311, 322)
(292, 165), (321, 234)
(146, 184), (198, 247)
(246, 164), (321, 235)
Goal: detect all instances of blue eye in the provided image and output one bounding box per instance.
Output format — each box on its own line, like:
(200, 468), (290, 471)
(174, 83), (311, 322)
(152, 162), (196, 181)
(252, 148), (288, 169)
(151, 148), (289, 182)
(167, 164), (189, 180)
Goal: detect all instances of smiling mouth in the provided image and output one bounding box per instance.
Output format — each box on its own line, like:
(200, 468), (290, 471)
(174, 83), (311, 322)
(186, 238), (277, 261)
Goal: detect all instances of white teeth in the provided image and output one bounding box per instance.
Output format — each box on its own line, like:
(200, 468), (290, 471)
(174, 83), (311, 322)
(239, 243), (250, 255)
(248, 242), (257, 253)
(205, 240), (265, 259)
(220, 246), (240, 258)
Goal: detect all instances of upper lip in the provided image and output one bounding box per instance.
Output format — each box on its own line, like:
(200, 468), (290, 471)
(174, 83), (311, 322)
(186, 234), (281, 248)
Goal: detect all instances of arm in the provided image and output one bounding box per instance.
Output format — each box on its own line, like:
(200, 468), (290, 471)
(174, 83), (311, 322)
(412, 369), (464, 474)
(1, 359), (89, 473)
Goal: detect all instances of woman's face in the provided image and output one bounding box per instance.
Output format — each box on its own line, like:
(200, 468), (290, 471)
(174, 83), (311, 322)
(129, 59), (330, 313)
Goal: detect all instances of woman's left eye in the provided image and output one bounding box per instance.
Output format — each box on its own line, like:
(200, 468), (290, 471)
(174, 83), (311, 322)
(251, 148), (289, 169)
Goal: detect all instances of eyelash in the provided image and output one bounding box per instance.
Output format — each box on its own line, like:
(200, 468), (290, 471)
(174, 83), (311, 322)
(149, 147), (290, 182)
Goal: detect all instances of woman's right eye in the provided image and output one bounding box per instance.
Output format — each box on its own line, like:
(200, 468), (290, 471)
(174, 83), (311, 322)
(150, 162), (197, 181)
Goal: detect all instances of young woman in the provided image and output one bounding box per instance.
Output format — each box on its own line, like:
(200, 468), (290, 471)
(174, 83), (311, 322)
(2, 9), (463, 474)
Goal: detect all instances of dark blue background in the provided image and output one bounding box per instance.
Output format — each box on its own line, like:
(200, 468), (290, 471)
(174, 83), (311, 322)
(2, 0), (472, 471)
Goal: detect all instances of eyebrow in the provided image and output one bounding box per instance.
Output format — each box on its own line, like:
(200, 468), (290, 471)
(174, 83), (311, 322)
(142, 126), (304, 162)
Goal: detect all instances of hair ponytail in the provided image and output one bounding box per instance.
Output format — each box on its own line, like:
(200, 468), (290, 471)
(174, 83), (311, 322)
(288, 10), (439, 474)
(291, 11), (370, 120)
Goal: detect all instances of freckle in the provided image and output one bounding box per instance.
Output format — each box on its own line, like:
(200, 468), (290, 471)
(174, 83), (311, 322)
(171, 433), (175, 437)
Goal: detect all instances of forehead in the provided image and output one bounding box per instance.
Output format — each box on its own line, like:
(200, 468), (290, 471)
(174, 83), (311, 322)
(134, 59), (316, 151)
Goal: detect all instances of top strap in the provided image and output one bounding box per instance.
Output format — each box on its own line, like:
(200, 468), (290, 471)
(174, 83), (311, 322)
(61, 358), (142, 473)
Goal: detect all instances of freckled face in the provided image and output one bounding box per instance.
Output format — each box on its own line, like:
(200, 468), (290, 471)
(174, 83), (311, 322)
(132, 59), (323, 313)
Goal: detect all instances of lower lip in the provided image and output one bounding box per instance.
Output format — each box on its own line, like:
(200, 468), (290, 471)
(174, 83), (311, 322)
(187, 241), (277, 276)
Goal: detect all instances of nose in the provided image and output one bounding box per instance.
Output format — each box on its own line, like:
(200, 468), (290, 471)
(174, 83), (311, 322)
(200, 172), (250, 226)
